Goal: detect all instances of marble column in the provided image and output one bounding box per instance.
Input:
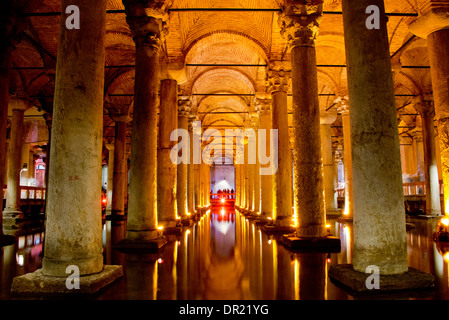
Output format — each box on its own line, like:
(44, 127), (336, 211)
(414, 96), (441, 215)
(279, 1), (325, 237)
(321, 111), (339, 215)
(187, 116), (195, 215)
(251, 117), (261, 214)
(410, 7), (449, 213)
(342, 0), (407, 274)
(157, 78), (178, 228)
(110, 110), (130, 218)
(235, 164), (241, 207)
(337, 97), (353, 218)
(3, 96), (30, 232)
(267, 63), (293, 227)
(256, 96), (273, 219)
(105, 143), (114, 216)
(41, 0), (111, 276)
(123, 1), (168, 242)
(177, 97), (191, 219)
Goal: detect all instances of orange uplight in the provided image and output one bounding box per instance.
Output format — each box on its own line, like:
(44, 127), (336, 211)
(441, 217), (449, 227)
(102, 198), (107, 204)
(221, 198), (225, 204)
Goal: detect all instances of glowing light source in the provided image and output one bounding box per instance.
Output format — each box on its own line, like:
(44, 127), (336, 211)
(157, 258), (163, 264)
(441, 217), (449, 227)
(444, 252), (449, 263)
(221, 198), (225, 204)
(326, 224), (331, 229)
(157, 226), (164, 231)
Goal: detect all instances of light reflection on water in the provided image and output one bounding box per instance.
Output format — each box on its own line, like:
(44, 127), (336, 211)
(1, 209), (449, 299)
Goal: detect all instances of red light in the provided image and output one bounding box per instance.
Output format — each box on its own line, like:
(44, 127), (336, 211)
(102, 198), (107, 204)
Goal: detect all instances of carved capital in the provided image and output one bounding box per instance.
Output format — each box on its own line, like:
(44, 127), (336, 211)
(178, 97), (192, 117)
(255, 97), (272, 116)
(278, 0), (323, 48)
(123, 0), (169, 48)
(335, 95), (350, 115)
(266, 61), (291, 93)
(413, 94), (435, 117)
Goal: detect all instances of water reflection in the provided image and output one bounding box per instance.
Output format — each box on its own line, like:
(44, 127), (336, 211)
(3, 208), (449, 300)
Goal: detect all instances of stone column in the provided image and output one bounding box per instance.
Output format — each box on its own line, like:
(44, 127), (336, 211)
(341, 0), (407, 274)
(38, 0), (122, 281)
(187, 116), (195, 215)
(320, 111), (339, 215)
(3, 96), (30, 232)
(177, 97), (191, 219)
(122, 0), (168, 244)
(194, 163), (200, 210)
(267, 63), (293, 227)
(336, 97), (353, 218)
(110, 109), (130, 218)
(243, 136), (250, 211)
(250, 116), (261, 213)
(157, 78), (178, 228)
(409, 5), (449, 213)
(105, 143), (114, 216)
(414, 96), (441, 215)
(279, 1), (325, 237)
(256, 96), (273, 219)
(235, 164), (241, 207)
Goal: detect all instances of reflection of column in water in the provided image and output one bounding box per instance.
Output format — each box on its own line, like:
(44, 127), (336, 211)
(261, 236), (276, 300)
(276, 244), (293, 299)
(298, 253), (326, 300)
(157, 241), (177, 300)
(125, 254), (158, 300)
(204, 212), (243, 299)
(177, 229), (189, 300)
(1, 244), (16, 297)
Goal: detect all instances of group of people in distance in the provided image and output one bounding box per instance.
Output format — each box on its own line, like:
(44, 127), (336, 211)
(216, 189), (234, 194)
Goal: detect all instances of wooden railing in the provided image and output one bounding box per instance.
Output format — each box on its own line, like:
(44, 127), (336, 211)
(3, 185), (46, 200)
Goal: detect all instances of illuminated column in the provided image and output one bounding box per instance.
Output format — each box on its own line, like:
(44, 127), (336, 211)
(122, 0), (168, 244)
(157, 78), (178, 228)
(414, 96), (441, 215)
(235, 164), (241, 206)
(109, 109), (130, 218)
(3, 96), (31, 232)
(279, 1), (326, 237)
(105, 143), (114, 216)
(342, 0), (407, 273)
(410, 5), (449, 213)
(243, 136), (250, 210)
(267, 63), (293, 226)
(336, 97), (353, 218)
(251, 116), (261, 213)
(321, 111), (339, 215)
(39, 0), (121, 279)
(256, 96), (273, 219)
(187, 116), (195, 215)
(177, 97), (191, 219)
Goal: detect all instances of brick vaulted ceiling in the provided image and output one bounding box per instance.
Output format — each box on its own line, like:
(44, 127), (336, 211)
(9, 0), (434, 161)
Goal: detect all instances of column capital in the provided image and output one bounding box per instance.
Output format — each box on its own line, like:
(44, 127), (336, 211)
(105, 143), (115, 151)
(255, 95), (272, 115)
(334, 95), (350, 115)
(106, 100), (132, 122)
(411, 130), (424, 142)
(266, 61), (291, 93)
(9, 93), (33, 111)
(123, 0), (169, 48)
(178, 96), (192, 117)
(278, 0), (323, 48)
(413, 94), (435, 116)
(409, 2), (449, 38)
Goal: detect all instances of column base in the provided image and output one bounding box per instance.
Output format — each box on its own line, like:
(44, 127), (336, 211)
(328, 264), (434, 294)
(114, 237), (167, 254)
(280, 235), (341, 253)
(337, 216), (353, 223)
(326, 209), (341, 219)
(262, 225), (296, 235)
(415, 214), (442, 220)
(10, 265), (123, 297)
(3, 209), (25, 232)
(0, 234), (15, 247)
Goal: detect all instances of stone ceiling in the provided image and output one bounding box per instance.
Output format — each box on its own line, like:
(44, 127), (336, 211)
(8, 0), (435, 161)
